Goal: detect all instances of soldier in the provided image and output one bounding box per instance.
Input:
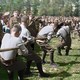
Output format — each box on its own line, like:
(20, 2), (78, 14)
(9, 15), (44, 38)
(75, 20), (80, 41)
(56, 21), (71, 56)
(27, 16), (39, 37)
(28, 16), (42, 50)
(36, 20), (58, 66)
(19, 16), (50, 77)
(0, 24), (26, 80)
(9, 11), (20, 28)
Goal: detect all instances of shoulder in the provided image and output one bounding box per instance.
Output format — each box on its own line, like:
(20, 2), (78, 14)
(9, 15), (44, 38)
(2, 33), (11, 42)
(3, 33), (10, 37)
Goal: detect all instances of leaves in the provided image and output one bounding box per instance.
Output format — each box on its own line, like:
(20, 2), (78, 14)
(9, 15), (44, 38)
(0, 0), (80, 16)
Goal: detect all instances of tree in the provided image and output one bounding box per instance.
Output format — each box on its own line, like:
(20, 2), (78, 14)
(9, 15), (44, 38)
(0, 0), (79, 16)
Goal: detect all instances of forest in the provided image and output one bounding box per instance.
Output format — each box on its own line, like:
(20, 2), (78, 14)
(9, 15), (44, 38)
(0, 0), (80, 16)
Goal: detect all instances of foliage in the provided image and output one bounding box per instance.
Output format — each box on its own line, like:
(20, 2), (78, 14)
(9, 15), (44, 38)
(0, 0), (80, 16)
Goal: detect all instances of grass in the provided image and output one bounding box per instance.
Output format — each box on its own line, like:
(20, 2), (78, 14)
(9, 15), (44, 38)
(0, 35), (80, 80)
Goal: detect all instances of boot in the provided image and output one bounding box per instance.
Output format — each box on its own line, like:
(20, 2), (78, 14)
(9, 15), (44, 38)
(50, 52), (58, 67)
(65, 48), (69, 56)
(18, 70), (24, 80)
(36, 62), (50, 77)
(50, 52), (54, 64)
(57, 47), (62, 56)
(42, 51), (47, 64)
(25, 60), (32, 75)
(7, 70), (14, 80)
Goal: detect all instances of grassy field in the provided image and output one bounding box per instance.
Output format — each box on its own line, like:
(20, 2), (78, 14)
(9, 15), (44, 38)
(0, 36), (80, 80)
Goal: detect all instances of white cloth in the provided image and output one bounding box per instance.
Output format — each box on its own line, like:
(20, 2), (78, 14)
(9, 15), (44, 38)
(38, 25), (54, 40)
(0, 33), (22, 60)
(57, 26), (70, 38)
(20, 24), (33, 41)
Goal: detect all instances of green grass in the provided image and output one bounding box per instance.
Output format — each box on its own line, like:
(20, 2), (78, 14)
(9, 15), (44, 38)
(0, 36), (80, 80)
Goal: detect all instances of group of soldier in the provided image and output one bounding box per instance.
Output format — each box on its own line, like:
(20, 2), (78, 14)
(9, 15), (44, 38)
(0, 11), (80, 80)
